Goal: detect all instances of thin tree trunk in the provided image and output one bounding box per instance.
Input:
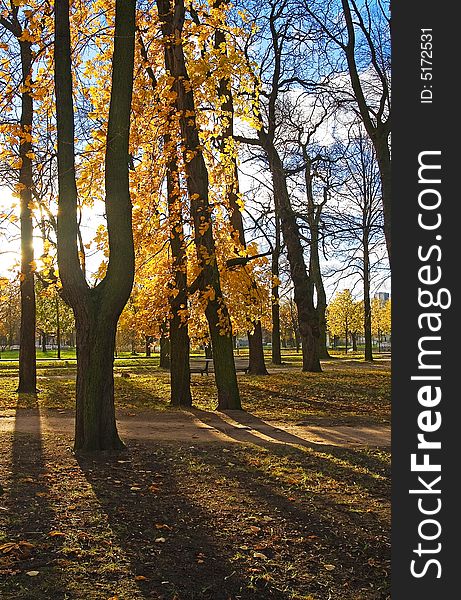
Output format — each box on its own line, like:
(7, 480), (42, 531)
(56, 294), (61, 359)
(138, 32), (191, 405)
(309, 224), (329, 359)
(145, 335), (152, 357)
(363, 236), (373, 361)
(213, 7), (267, 376)
(159, 323), (171, 370)
(341, 0), (391, 263)
(157, 0), (240, 409)
(17, 37), (37, 393)
(164, 147), (192, 405)
(376, 141), (391, 264)
(352, 332), (357, 352)
(271, 213), (282, 365)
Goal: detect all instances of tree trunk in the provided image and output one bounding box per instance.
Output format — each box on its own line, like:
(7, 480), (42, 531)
(213, 7), (268, 377)
(264, 145), (320, 372)
(169, 313), (191, 406)
(55, 0), (136, 451)
(17, 37), (37, 393)
(376, 139), (391, 264)
(341, 0), (391, 264)
(305, 168), (330, 360)
(309, 229), (330, 359)
(157, 0), (240, 409)
(41, 333), (46, 354)
(271, 214), (282, 365)
(138, 32), (192, 406)
(159, 324), (171, 370)
(145, 335), (152, 357)
(205, 344), (213, 359)
(248, 322), (268, 375)
(352, 332), (357, 352)
(166, 146), (191, 403)
(56, 294), (61, 360)
(74, 311), (124, 452)
(165, 139), (191, 404)
(363, 236), (373, 361)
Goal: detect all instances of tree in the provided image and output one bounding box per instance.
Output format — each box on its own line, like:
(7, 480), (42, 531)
(211, 0), (268, 375)
(327, 289), (362, 353)
(324, 130), (386, 361)
(35, 281), (74, 357)
(54, 0), (136, 451)
(234, 0), (321, 372)
(0, 276), (20, 349)
(0, 4), (42, 392)
(371, 296), (391, 351)
(137, 27), (192, 405)
(301, 0), (391, 261)
(156, 0), (241, 409)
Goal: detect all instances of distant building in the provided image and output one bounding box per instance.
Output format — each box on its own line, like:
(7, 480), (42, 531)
(374, 292), (390, 302)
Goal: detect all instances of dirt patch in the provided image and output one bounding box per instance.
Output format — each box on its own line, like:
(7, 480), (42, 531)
(0, 408), (390, 448)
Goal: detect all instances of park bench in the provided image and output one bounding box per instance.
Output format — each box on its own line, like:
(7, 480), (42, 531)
(189, 357), (249, 375)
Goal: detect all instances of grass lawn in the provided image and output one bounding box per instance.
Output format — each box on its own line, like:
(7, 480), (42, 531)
(0, 354), (390, 599)
(0, 353), (390, 427)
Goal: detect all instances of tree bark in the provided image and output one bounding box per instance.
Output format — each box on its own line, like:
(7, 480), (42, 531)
(363, 235), (373, 361)
(352, 332), (357, 352)
(56, 294), (61, 359)
(247, 321), (268, 374)
(157, 0), (240, 409)
(55, 0), (136, 452)
(271, 214), (282, 364)
(159, 322), (171, 370)
(305, 162), (330, 360)
(17, 36), (37, 393)
(138, 31), (192, 405)
(265, 146), (320, 371)
(74, 309), (123, 451)
(145, 335), (153, 357)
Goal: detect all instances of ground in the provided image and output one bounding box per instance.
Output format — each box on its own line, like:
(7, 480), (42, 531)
(0, 353), (391, 600)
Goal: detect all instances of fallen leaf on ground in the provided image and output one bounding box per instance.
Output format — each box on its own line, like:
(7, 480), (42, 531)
(243, 526), (261, 534)
(26, 571), (39, 576)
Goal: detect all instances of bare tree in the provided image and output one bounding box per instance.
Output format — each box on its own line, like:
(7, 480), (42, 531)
(324, 128), (387, 361)
(300, 0), (391, 261)
(234, 0), (321, 372)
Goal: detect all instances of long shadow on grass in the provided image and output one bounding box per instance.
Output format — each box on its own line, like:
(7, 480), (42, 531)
(76, 445), (283, 600)
(187, 445), (390, 599)
(190, 409), (389, 498)
(3, 395), (68, 599)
